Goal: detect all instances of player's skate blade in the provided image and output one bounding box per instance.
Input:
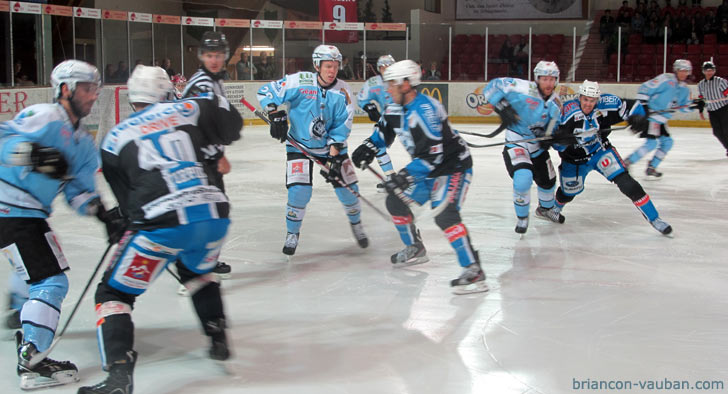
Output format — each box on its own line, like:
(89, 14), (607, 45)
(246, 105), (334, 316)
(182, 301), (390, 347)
(391, 243), (429, 267)
(350, 221), (369, 248)
(282, 232), (299, 255)
(450, 264), (489, 295)
(650, 217), (672, 235)
(17, 332), (79, 390)
(77, 350), (136, 394)
(535, 206), (565, 223)
(515, 216), (529, 234)
(645, 166), (663, 180)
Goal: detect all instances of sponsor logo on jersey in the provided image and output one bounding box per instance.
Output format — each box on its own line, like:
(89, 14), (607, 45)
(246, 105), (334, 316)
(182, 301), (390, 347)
(444, 223), (467, 243)
(601, 157), (611, 167)
(565, 180), (580, 187)
(0, 207), (10, 215)
(299, 88), (318, 99)
(429, 143), (443, 154)
(291, 162), (304, 174)
(123, 253), (163, 284)
(299, 74), (314, 85)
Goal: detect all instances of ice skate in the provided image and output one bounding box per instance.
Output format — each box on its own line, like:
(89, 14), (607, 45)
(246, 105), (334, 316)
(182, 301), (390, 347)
(350, 221), (369, 248)
(450, 262), (489, 295)
(77, 350), (136, 394)
(645, 165), (663, 179)
(16, 332), (79, 390)
(205, 318), (230, 361)
(282, 232), (299, 256)
(515, 216), (529, 234)
(376, 181), (387, 193)
(535, 206), (566, 224)
(391, 242), (429, 267)
(212, 261), (232, 279)
(650, 217), (673, 235)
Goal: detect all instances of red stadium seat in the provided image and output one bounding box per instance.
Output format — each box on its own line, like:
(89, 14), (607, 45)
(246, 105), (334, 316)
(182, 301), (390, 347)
(609, 53), (618, 65)
(510, 34), (523, 45)
(702, 44), (716, 57)
(640, 44), (656, 54)
(468, 34), (484, 44)
(608, 64), (618, 80)
(704, 34), (717, 45)
(637, 65), (653, 78)
(638, 53), (653, 65)
(467, 63), (483, 77)
(719, 55), (728, 68)
(535, 34), (550, 45)
(686, 44), (700, 55)
(533, 44), (547, 56)
(551, 34), (565, 45)
(670, 43), (686, 55)
(628, 34), (642, 45)
(454, 34), (468, 44)
(624, 54), (637, 65)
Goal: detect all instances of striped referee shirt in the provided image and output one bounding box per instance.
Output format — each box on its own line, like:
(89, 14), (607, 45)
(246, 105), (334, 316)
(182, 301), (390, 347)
(697, 76), (728, 112)
(182, 70), (226, 98)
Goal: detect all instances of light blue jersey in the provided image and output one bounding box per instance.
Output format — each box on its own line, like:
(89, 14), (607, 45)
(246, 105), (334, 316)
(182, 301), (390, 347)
(257, 72), (354, 156)
(636, 73), (692, 125)
(357, 75), (392, 110)
(0, 103), (99, 218)
(482, 77), (562, 148)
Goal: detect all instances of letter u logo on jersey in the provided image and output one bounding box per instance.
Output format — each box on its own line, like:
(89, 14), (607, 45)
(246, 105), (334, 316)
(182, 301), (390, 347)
(601, 158), (611, 167)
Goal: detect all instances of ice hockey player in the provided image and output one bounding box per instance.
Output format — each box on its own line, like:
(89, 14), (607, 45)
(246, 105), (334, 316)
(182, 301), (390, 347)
(351, 60), (486, 295)
(0, 60), (125, 390)
(624, 59), (704, 178)
(180, 30), (233, 279)
(77, 65), (242, 394)
(357, 55), (397, 190)
(550, 80), (673, 235)
(481, 60), (564, 234)
(256, 44), (368, 255)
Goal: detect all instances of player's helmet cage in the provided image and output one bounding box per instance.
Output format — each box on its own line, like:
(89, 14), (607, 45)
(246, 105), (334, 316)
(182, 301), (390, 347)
(377, 55), (396, 69)
(673, 59), (692, 73)
(578, 80), (601, 98)
(198, 31), (230, 61)
(51, 60), (101, 100)
(312, 45), (343, 70)
(127, 65), (174, 105)
(534, 60), (560, 84)
(382, 60), (422, 87)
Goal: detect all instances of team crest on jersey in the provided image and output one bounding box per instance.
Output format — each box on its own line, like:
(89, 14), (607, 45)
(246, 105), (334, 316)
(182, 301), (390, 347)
(123, 253), (164, 284)
(173, 101), (197, 117)
(291, 162), (304, 174)
(299, 73), (314, 85)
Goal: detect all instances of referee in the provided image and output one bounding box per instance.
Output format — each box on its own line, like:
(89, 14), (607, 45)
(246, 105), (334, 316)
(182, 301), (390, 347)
(697, 61), (728, 157)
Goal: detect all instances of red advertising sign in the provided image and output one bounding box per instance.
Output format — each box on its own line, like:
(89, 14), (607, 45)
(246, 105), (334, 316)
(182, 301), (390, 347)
(154, 14), (181, 25)
(103, 10), (128, 21)
(0, 1), (8, 12)
(215, 18), (250, 28)
(43, 5), (72, 17)
(365, 22), (407, 31)
(128, 12), (152, 23)
(285, 20), (323, 30)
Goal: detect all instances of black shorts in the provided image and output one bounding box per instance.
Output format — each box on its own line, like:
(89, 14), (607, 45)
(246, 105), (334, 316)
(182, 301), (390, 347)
(0, 217), (69, 284)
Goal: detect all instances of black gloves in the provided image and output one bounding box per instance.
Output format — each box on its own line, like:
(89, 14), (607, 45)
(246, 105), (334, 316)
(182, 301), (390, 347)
(90, 198), (128, 244)
(493, 100), (519, 128)
(321, 155), (345, 184)
(269, 110), (289, 143)
(691, 97), (706, 112)
(627, 114), (649, 134)
(363, 103), (381, 122)
(27, 143), (69, 180)
(384, 168), (414, 194)
(550, 126), (577, 146)
(352, 139), (378, 169)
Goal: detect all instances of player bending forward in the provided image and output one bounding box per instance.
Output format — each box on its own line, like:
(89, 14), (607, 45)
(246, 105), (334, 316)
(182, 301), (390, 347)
(352, 60), (486, 295)
(550, 80), (673, 235)
(78, 65), (242, 394)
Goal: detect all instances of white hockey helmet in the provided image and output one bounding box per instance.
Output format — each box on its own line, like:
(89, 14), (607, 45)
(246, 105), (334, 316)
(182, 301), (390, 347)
(534, 60), (560, 83)
(127, 65), (174, 105)
(673, 59), (692, 72)
(312, 45), (343, 69)
(382, 59), (422, 87)
(578, 80), (601, 98)
(377, 55), (396, 69)
(51, 60), (101, 100)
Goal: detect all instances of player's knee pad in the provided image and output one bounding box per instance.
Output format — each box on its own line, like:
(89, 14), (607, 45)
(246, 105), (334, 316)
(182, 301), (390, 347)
(613, 172), (646, 201)
(555, 188), (575, 205)
(434, 205), (462, 231)
(20, 273), (69, 336)
(95, 301), (134, 370)
(288, 184), (313, 207)
(512, 169), (534, 193)
(531, 152), (556, 189)
(386, 193), (412, 216)
(95, 279), (137, 308)
(657, 135), (674, 152)
(334, 186), (359, 207)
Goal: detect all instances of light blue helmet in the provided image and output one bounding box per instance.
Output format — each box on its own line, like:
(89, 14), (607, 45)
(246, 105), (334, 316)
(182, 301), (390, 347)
(534, 60), (560, 84)
(673, 59), (692, 73)
(312, 45), (343, 69)
(50, 60), (101, 100)
(377, 55), (396, 69)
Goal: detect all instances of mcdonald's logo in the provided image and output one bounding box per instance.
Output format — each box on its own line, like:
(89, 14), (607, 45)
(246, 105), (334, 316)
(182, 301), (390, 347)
(420, 87), (443, 103)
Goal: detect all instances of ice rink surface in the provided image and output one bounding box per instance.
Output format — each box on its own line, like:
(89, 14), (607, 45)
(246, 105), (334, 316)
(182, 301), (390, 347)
(1, 123), (727, 394)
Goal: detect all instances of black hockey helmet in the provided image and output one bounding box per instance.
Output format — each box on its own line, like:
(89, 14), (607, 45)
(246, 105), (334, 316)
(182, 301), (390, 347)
(198, 31), (230, 60)
(702, 61), (716, 71)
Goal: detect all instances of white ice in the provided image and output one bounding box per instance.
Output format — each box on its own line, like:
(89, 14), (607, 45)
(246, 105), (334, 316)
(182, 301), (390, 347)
(1, 124), (727, 394)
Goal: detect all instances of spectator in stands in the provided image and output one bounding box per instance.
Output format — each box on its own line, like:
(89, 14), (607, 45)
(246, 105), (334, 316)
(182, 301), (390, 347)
(285, 58), (297, 75)
(632, 10), (646, 34)
(339, 56), (355, 80)
(662, 0), (677, 18)
(617, 8), (631, 29)
(677, 0), (689, 13)
(648, 1), (661, 16)
(601, 10), (617, 43)
(513, 37), (529, 76)
(499, 39), (515, 66)
(719, 0), (728, 23)
(424, 61), (441, 80)
(104, 63), (116, 83)
(718, 20), (728, 43)
(686, 15), (704, 45)
(644, 19), (660, 44)
(112, 61), (129, 83)
(659, 18), (674, 43)
(674, 10), (691, 43)
(618, 1), (633, 17)
(704, 9), (716, 34)
(256, 52), (276, 80)
(236, 52), (256, 80)
(162, 58), (175, 77)
(13, 62), (32, 85)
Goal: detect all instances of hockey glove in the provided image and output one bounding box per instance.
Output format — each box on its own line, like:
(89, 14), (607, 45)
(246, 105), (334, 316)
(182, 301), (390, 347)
(26, 143), (69, 180)
(321, 155), (345, 184)
(627, 114), (649, 134)
(269, 110), (289, 143)
(352, 138), (378, 169)
(89, 198), (129, 244)
(384, 168), (414, 194)
(548, 126), (577, 147)
(690, 97), (706, 112)
(493, 100), (520, 128)
(363, 103), (381, 122)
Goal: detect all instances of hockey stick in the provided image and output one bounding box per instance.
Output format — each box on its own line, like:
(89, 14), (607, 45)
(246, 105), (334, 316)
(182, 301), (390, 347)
(26, 242), (115, 368)
(363, 164), (454, 224)
(457, 124), (506, 139)
(240, 97), (390, 220)
(463, 125), (631, 149)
